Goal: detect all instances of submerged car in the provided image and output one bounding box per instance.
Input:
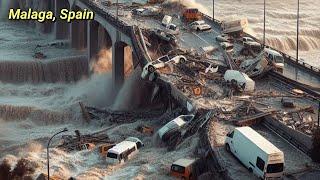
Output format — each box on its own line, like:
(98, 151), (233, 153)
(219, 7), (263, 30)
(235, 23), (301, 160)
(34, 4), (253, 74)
(158, 115), (195, 141)
(141, 55), (187, 79)
(189, 20), (211, 31)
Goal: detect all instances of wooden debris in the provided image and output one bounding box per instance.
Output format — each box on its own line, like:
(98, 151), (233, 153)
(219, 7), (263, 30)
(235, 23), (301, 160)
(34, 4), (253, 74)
(57, 130), (112, 152)
(136, 125), (154, 135)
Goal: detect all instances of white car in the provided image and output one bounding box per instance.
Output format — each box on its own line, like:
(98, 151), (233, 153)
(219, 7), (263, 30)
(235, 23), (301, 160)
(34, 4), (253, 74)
(158, 115), (195, 141)
(132, 7), (160, 16)
(189, 20), (211, 31)
(141, 55), (187, 79)
(165, 23), (179, 35)
(216, 34), (232, 42)
(125, 137), (144, 149)
(242, 36), (255, 45)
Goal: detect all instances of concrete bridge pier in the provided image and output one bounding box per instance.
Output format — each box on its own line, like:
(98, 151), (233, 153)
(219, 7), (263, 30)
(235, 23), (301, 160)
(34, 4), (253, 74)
(54, 0), (70, 39)
(112, 41), (126, 93)
(71, 18), (87, 49)
(87, 20), (99, 61)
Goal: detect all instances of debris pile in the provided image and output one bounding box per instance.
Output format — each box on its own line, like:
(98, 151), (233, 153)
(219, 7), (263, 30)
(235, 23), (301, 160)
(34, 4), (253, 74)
(276, 106), (316, 135)
(57, 130), (112, 152)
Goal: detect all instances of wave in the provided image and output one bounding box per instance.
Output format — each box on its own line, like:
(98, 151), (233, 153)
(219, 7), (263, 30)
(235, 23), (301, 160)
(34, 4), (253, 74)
(265, 36), (320, 51)
(0, 56), (89, 83)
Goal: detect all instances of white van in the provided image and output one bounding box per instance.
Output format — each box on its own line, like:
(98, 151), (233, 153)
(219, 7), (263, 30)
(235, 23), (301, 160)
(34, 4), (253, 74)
(225, 127), (284, 179)
(106, 137), (143, 164)
(224, 70), (255, 92)
(264, 48), (284, 68)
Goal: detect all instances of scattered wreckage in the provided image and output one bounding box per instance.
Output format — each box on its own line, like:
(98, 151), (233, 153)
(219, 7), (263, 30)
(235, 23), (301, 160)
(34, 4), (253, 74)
(141, 54), (187, 80)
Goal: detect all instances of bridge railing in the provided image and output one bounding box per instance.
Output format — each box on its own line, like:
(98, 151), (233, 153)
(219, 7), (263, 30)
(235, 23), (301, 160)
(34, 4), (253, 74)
(79, 0), (131, 35)
(199, 12), (320, 75)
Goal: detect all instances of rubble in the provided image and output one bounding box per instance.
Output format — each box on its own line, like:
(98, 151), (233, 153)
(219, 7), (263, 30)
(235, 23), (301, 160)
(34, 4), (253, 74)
(57, 130), (112, 152)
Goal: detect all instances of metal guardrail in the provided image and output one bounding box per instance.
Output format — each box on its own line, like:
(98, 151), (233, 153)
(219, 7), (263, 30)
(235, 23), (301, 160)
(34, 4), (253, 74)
(79, 0), (131, 35)
(269, 71), (320, 100)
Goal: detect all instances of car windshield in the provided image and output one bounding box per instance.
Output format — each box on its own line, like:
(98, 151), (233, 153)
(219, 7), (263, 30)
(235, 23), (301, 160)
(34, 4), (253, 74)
(158, 56), (170, 62)
(182, 115), (194, 122)
(151, 59), (162, 65)
(274, 56), (284, 63)
(107, 152), (118, 159)
(166, 121), (180, 130)
(171, 165), (185, 173)
(267, 163), (284, 173)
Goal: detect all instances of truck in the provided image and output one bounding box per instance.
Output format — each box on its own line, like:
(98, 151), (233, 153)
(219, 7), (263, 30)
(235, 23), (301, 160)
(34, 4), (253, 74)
(225, 127), (284, 179)
(222, 18), (248, 36)
(223, 70), (255, 92)
(170, 158), (196, 180)
(182, 8), (201, 22)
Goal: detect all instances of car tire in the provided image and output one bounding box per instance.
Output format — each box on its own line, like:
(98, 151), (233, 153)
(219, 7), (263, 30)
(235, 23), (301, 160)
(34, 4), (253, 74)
(248, 167), (253, 173)
(197, 28), (200, 31)
(179, 58), (186, 64)
(148, 65), (155, 73)
(226, 143), (230, 152)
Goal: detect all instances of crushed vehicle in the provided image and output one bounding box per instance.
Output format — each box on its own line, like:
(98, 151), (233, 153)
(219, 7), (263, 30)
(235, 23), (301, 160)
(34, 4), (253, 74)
(165, 23), (179, 35)
(170, 158), (196, 180)
(141, 55), (187, 79)
(158, 115), (195, 142)
(224, 70), (255, 92)
(240, 51), (273, 77)
(183, 8), (201, 22)
(151, 29), (177, 44)
(220, 42), (234, 53)
(106, 137), (143, 164)
(216, 34), (233, 43)
(131, 6), (161, 16)
(189, 20), (211, 31)
(225, 127), (284, 179)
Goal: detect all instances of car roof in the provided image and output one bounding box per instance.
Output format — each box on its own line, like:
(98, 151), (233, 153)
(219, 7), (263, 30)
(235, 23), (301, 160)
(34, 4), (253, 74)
(125, 137), (142, 143)
(236, 127), (283, 155)
(108, 140), (137, 155)
(265, 48), (282, 56)
(194, 20), (205, 24)
(173, 158), (196, 167)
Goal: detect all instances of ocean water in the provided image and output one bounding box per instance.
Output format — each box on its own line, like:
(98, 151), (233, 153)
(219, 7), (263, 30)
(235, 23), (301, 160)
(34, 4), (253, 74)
(195, 0), (320, 67)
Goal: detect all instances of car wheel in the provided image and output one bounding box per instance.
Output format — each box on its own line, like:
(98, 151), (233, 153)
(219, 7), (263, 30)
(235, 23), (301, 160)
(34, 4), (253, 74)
(248, 167), (253, 173)
(197, 27), (200, 31)
(225, 143), (230, 152)
(179, 58), (186, 64)
(148, 65), (155, 73)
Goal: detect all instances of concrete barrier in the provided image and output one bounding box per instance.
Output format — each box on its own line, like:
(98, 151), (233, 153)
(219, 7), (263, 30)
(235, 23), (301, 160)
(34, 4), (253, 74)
(263, 116), (312, 154)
